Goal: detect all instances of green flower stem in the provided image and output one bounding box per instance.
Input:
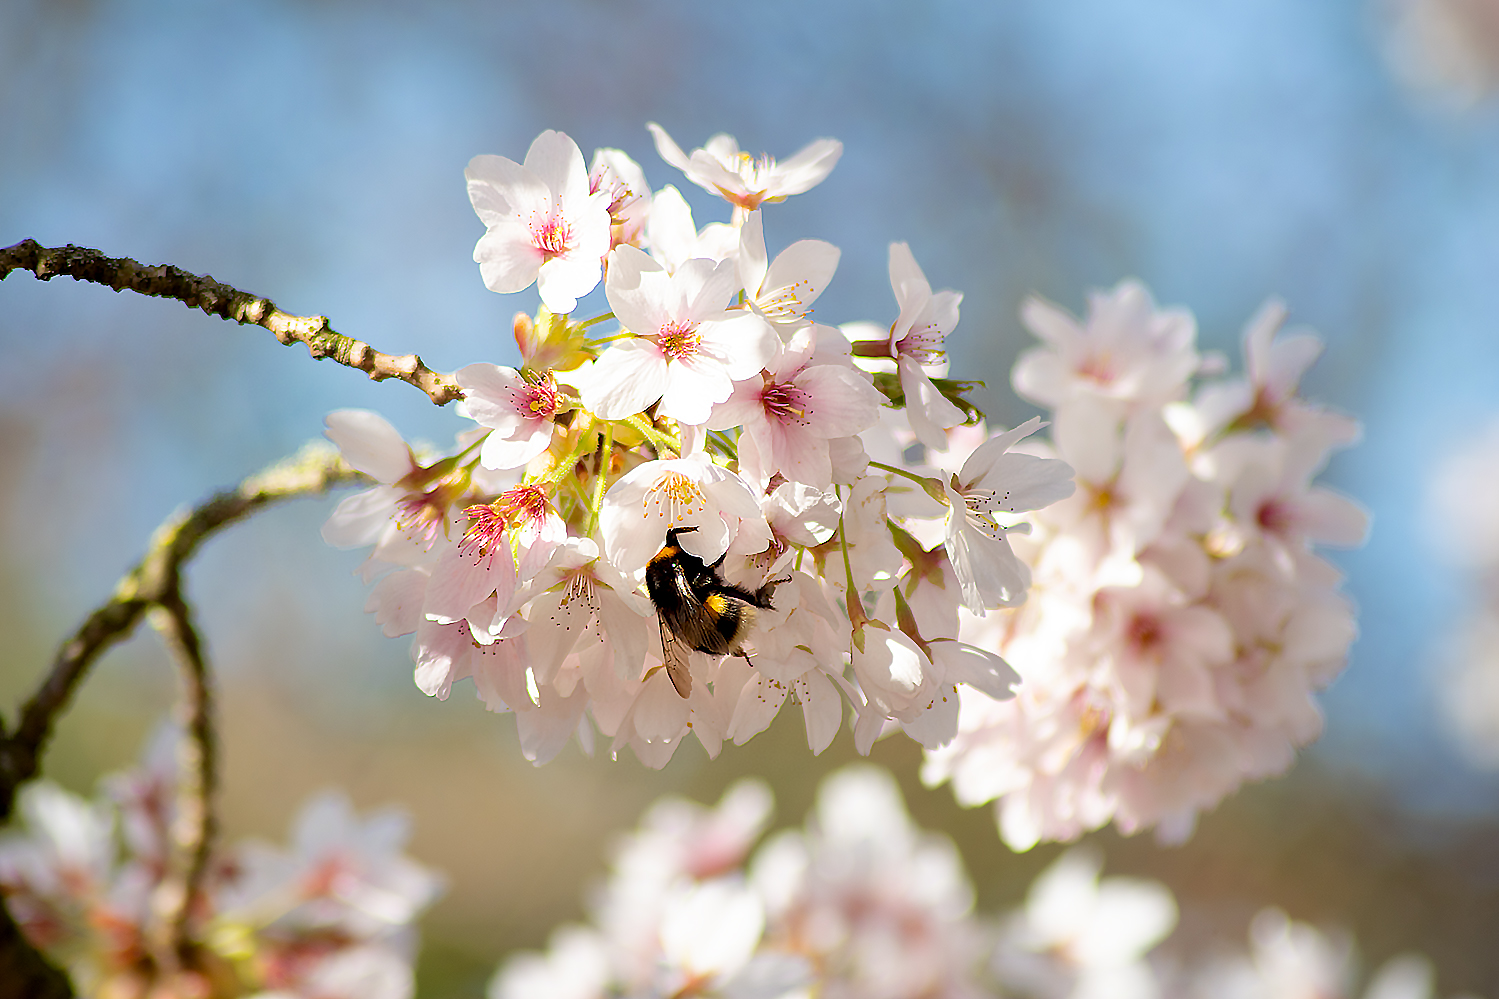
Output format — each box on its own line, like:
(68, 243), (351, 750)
(586, 422), (614, 538)
(625, 414), (681, 457)
(867, 459), (934, 486)
(539, 415), (599, 491)
(573, 311), (616, 331)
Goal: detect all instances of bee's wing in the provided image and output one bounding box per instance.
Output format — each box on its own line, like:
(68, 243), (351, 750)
(658, 610), (693, 698)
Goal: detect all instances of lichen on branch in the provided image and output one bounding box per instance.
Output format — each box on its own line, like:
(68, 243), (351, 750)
(0, 239), (464, 406)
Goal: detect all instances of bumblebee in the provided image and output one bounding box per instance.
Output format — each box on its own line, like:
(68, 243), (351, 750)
(645, 526), (784, 698)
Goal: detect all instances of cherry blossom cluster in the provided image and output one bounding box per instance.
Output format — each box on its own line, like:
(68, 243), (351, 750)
(1174, 909), (1449, 999)
(490, 765), (1454, 999)
(919, 284), (1369, 848)
(1427, 417), (1499, 768)
(0, 727), (442, 999)
(322, 124), (1075, 767)
(491, 766), (996, 999)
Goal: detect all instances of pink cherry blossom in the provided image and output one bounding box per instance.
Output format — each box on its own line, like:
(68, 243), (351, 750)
(588, 146), (651, 250)
(736, 210), (841, 328)
(882, 243), (968, 451)
(1013, 279), (1199, 411)
(710, 325), (884, 488)
(647, 123), (842, 211)
(466, 130), (612, 315)
(455, 363), (562, 471)
(582, 245), (776, 424)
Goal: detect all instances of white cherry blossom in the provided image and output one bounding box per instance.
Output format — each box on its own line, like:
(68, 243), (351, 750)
(710, 324), (884, 488)
(599, 451), (769, 577)
(467, 130), (612, 314)
(943, 417), (1076, 613)
(1014, 280), (1199, 412)
(884, 242), (968, 451)
(582, 245), (777, 424)
(736, 209), (841, 328)
(643, 184), (739, 272)
(456, 364), (563, 470)
(647, 122), (842, 211)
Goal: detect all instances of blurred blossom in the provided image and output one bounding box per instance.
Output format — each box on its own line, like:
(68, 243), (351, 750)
(490, 767), (1464, 999)
(1180, 909), (1445, 999)
(993, 848), (1176, 999)
(1381, 0), (1499, 103)
(0, 725), (442, 999)
(490, 766), (990, 999)
(1426, 418), (1499, 767)
(1428, 418), (1499, 570)
(923, 283), (1368, 849)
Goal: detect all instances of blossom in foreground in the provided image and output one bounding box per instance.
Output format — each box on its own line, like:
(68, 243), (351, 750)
(883, 242), (969, 451)
(943, 416), (1077, 613)
(1183, 909), (1440, 999)
(489, 767), (987, 999)
(992, 848), (1175, 999)
(922, 283), (1368, 848)
(456, 364), (565, 470)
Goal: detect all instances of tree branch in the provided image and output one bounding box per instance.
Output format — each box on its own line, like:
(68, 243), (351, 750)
(147, 593), (216, 973)
(0, 239), (464, 406)
(0, 444), (371, 823)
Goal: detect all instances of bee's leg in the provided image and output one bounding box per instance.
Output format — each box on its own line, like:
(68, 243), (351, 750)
(734, 648), (757, 668)
(754, 575), (793, 607)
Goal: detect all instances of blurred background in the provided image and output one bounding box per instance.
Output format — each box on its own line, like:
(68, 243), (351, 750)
(4, 0), (1499, 995)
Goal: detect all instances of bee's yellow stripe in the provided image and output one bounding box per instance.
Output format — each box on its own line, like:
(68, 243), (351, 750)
(704, 592), (729, 615)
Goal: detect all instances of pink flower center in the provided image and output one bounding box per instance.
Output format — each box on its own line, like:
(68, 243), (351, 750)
(1126, 612), (1164, 654)
(461, 485), (550, 566)
(515, 380), (560, 418)
(895, 322), (944, 364)
(1077, 351), (1117, 385)
(590, 166), (638, 219)
(1256, 498), (1294, 536)
(656, 320), (702, 361)
(530, 212), (574, 260)
(395, 492), (447, 548)
(760, 379), (807, 423)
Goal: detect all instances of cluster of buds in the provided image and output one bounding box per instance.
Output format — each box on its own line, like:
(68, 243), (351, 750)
(921, 284), (1369, 847)
(323, 124), (1075, 768)
(493, 766), (1447, 999)
(0, 727), (442, 999)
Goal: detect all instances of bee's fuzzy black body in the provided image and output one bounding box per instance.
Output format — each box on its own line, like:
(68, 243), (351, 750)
(645, 527), (782, 697)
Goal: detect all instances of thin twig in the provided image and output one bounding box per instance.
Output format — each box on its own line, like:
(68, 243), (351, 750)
(0, 444), (369, 997)
(0, 444), (371, 822)
(147, 592), (216, 971)
(0, 239), (464, 406)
